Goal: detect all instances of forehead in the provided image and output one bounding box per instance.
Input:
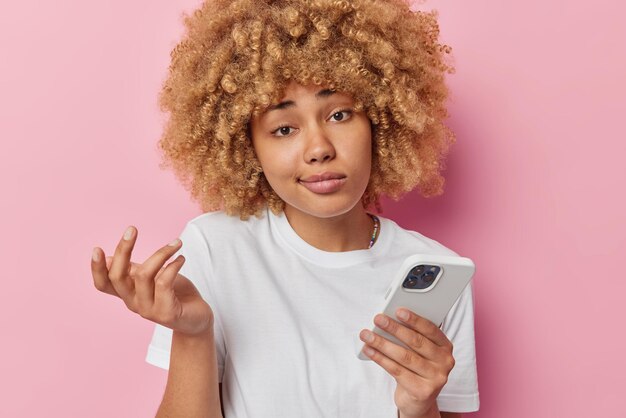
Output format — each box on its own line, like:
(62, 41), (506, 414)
(249, 79), (360, 122)
(266, 81), (354, 111)
(279, 81), (331, 98)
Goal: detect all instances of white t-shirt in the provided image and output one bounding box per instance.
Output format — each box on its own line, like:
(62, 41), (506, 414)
(146, 208), (480, 416)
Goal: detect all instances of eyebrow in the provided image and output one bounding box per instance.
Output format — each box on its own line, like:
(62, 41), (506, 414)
(266, 88), (336, 112)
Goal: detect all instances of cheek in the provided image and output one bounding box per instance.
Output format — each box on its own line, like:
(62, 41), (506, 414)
(356, 140), (373, 186)
(359, 150), (373, 182)
(349, 132), (373, 173)
(257, 144), (298, 178)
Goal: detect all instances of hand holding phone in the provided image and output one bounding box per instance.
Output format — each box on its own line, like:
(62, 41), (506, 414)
(357, 254), (475, 360)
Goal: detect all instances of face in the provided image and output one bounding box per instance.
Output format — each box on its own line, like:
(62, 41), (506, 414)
(249, 81), (372, 219)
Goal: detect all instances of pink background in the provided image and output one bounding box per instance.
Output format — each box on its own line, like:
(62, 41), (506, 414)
(1, 0), (624, 416)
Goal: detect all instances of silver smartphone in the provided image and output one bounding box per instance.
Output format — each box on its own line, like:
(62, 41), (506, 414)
(357, 254), (475, 360)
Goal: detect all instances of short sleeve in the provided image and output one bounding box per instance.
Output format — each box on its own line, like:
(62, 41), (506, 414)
(144, 221), (226, 382)
(436, 280), (480, 413)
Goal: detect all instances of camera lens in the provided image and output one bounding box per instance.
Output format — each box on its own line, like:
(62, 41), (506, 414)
(404, 277), (418, 288)
(422, 271), (436, 283)
(411, 265), (425, 276)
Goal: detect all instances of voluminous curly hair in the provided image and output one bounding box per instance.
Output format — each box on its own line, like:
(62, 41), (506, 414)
(157, 0), (455, 219)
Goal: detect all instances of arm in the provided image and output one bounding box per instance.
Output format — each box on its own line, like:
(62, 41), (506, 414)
(92, 227), (221, 417)
(156, 329), (223, 418)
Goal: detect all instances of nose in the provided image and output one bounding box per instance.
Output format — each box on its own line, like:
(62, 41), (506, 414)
(304, 127), (336, 164)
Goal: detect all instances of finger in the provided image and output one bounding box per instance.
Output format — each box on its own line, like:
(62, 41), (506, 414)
(395, 308), (452, 349)
(139, 238), (182, 280)
(133, 255), (163, 315)
(105, 256), (114, 270)
(360, 341), (434, 397)
(105, 256), (140, 273)
(373, 314), (440, 362)
(153, 255), (186, 321)
(359, 328), (437, 379)
(91, 247), (118, 296)
(108, 226), (137, 299)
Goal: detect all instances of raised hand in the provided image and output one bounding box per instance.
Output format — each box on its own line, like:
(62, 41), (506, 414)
(91, 226), (213, 336)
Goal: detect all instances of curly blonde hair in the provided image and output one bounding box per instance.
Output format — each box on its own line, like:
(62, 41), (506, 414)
(157, 0), (455, 219)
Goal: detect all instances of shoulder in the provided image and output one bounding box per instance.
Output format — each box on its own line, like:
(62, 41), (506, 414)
(187, 210), (249, 230)
(182, 209), (269, 247)
(381, 216), (460, 258)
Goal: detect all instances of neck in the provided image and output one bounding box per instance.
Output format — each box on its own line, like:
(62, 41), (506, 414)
(283, 204), (375, 252)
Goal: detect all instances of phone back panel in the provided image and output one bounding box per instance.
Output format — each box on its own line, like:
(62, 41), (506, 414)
(357, 254), (475, 360)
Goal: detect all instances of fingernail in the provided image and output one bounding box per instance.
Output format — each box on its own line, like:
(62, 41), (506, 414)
(361, 330), (375, 343)
(92, 248), (100, 262)
(168, 238), (180, 246)
(397, 309), (409, 321)
(376, 315), (389, 328)
(123, 227), (133, 240)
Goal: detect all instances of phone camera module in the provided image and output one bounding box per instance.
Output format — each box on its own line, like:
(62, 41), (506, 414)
(402, 264), (440, 290)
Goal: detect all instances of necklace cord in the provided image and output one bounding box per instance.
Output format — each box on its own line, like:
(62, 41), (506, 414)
(368, 214), (380, 249)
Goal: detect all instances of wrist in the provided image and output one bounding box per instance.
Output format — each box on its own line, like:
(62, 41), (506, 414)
(172, 326), (214, 346)
(172, 312), (215, 337)
(398, 402), (440, 418)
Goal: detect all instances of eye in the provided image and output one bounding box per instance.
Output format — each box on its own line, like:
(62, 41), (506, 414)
(271, 125), (295, 137)
(330, 109), (353, 122)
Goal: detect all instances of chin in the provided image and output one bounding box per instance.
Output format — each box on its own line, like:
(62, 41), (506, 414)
(285, 197), (364, 219)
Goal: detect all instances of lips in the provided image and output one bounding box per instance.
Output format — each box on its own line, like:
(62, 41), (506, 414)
(299, 172), (346, 183)
(298, 172), (347, 194)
